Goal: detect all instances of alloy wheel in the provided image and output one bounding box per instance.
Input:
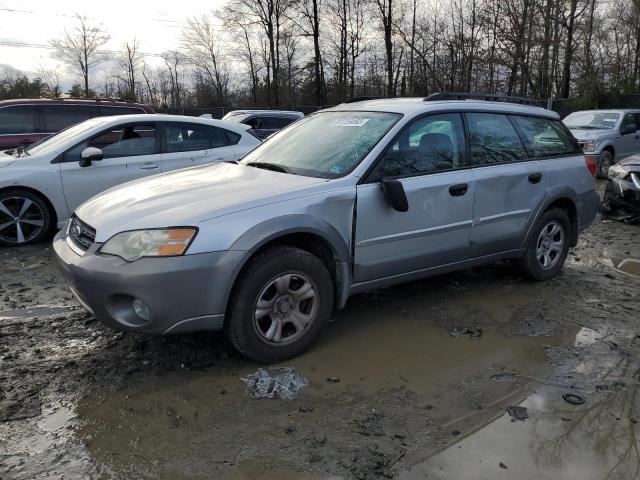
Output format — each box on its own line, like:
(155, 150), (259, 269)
(0, 197), (46, 244)
(536, 220), (565, 270)
(252, 272), (319, 345)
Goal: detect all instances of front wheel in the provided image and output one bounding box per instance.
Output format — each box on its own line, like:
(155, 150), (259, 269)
(0, 189), (52, 246)
(519, 208), (571, 281)
(225, 246), (334, 363)
(597, 150), (613, 179)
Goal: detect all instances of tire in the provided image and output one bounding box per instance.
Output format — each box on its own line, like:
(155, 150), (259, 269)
(596, 150), (613, 179)
(519, 208), (571, 281)
(225, 246), (334, 363)
(0, 189), (52, 247)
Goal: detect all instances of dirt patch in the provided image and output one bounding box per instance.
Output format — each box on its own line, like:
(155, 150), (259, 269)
(1, 213), (640, 479)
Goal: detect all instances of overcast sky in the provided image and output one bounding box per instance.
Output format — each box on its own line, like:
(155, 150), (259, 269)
(0, 0), (227, 87)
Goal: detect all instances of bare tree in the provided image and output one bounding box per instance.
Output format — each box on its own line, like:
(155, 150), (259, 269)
(49, 14), (110, 97)
(181, 15), (229, 105)
(117, 40), (141, 101)
(37, 66), (62, 98)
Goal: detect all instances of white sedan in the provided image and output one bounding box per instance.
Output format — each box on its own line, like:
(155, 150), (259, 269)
(0, 114), (260, 246)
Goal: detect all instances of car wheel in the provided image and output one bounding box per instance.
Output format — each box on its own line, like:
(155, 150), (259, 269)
(225, 246), (334, 363)
(597, 150), (613, 179)
(0, 189), (52, 247)
(519, 208), (571, 281)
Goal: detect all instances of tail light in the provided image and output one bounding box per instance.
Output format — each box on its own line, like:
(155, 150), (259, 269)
(584, 155), (597, 177)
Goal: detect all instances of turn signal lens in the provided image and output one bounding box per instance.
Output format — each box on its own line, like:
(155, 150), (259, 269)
(100, 228), (197, 261)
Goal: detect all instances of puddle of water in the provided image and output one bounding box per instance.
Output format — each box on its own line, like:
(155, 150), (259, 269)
(598, 257), (640, 278)
(397, 382), (640, 480)
(71, 280), (574, 478)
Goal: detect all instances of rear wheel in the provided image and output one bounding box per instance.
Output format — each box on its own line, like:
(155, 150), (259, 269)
(597, 150), (613, 179)
(0, 189), (52, 247)
(519, 208), (571, 281)
(225, 246), (334, 363)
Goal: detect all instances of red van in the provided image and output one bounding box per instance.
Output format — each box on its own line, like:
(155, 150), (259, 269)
(0, 98), (155, 150)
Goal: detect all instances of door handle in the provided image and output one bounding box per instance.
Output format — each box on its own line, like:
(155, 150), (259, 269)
(528, 173), (542, 184)
(139, 162), (159, 170)
(448, 183), (468, 196)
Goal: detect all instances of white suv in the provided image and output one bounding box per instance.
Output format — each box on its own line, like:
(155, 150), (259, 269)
(0, 114), (260, 246)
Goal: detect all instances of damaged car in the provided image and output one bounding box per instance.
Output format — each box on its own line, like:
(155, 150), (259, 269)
(605, 154), (640, 214)
(54, 94), (599, 362)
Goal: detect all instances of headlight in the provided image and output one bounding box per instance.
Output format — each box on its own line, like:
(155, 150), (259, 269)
(608, 163), (628, 179)
(100, 228), (197, 261)
(582, 140), (599, 152)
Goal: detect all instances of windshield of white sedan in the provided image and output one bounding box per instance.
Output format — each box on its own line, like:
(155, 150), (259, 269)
(24, 119), (105, 157)
(564, 112), (620, 130)
(239, 111), (401, 178)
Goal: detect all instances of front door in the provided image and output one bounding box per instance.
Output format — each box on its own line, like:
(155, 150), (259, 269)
(161, 122), (240, 172)
(617, 113), (640, 160)
(354, 113), (475, 282)
(59, 123), (161, 213)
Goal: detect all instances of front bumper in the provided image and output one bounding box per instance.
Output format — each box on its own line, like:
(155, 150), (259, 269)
(53, 230), (246, 335)
(605, 177), (640, 212)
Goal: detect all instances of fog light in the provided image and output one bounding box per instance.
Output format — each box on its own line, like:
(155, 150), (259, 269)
(132, 298), (151, 322)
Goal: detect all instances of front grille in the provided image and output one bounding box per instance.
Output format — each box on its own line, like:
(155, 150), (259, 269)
(68, 216), (96, 252)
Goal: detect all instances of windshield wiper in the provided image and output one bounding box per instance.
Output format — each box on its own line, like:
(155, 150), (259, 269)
(246, 161), (291, 174)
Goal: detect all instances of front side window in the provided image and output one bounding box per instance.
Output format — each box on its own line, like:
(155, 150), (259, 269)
(63, 124), (156, 162)
(240, 111), (401, 178)
(0, 105), (37, 134)
(378, 113), (466, 177)
(511, 116), (578, 158)
(43, 105), (94, 132)
(466, 113), (526, 165)
(620, 114), (638, 135)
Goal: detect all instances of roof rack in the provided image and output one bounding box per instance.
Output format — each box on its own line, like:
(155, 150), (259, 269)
(344, 96), (389, 103)
(60, 97), (135, 103)
(424, 92), (542, 107)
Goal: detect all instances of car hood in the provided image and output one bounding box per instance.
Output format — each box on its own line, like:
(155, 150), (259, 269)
(568, 128), (616, 140)
(75, 162), (328, 242)
(618, 154), (640, 171)
(0, 153), (17, 168)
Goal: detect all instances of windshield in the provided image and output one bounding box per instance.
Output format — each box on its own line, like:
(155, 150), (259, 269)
(23, 118), (106, 157)
(564, 112), (621, 130)
(239, 111), (401, 178)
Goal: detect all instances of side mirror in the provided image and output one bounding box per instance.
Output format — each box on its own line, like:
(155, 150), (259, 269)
(380, 177), (409, 212)
(79, 147), (103, 168)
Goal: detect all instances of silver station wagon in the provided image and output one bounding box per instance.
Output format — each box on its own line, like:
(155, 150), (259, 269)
(54, 94), (599, 362)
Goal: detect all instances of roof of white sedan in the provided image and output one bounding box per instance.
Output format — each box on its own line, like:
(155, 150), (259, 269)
(327, 97), (559, 119)
(89, 113), (253, 132)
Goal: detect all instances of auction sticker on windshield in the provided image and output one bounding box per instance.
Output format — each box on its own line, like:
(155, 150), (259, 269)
(331, 118), (370, 127)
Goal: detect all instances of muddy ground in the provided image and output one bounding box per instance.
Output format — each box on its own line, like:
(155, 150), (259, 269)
(1, 211), (639, 479)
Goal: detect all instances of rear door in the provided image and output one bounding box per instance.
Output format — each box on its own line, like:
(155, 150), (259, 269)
(467, 112), (548, 256)
(354, 113), (475, 282)
(59, 122), (161, 212)
(160, 122), (241, 172)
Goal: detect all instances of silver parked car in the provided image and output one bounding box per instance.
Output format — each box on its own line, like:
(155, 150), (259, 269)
(222, 110), (304, 140)
(54, 94), (599, 362)
(563, 109), (640, 178)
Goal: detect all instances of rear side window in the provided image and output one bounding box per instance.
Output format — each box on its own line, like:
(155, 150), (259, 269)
(99, 106), (146, 116)
(466, 113), (526, 165)
(261, 116), (295, 129)
(0, 105), (38, 134)
(511, 116), (579, 158)
(43, 105), (95, 132)
(165, 123), (235, 152)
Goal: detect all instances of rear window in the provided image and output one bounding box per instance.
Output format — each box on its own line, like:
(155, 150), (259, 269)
(510, 116), (579, 158)
(43, 105), (95, 132)
(0, 105), (38, 134)
(260, 116), (296, 129)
